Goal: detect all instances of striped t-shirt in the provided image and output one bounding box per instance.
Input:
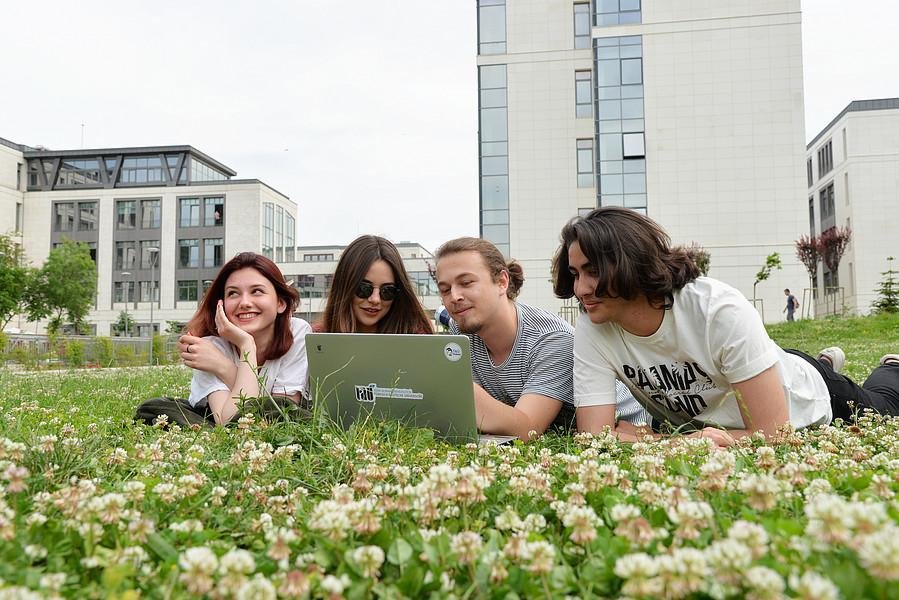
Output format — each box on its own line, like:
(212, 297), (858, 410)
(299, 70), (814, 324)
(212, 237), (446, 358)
(450, 302), (649, 429)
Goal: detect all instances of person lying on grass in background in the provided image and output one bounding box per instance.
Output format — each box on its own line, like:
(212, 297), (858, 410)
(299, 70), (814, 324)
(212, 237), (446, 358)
(552, 207), (899, 446)
(435, 236), (648, 442)
(174, 252), (311, 426)
(315, 235), (433, 334)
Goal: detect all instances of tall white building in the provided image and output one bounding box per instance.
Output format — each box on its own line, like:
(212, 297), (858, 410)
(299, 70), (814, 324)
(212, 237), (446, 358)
(476, 0), (808, 321)
(0, 136), (296, 335)
(806, 98), (899, 315)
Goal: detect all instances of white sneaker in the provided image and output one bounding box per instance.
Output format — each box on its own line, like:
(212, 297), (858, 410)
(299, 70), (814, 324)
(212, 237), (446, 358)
(881, 354), (899, 367)
(818, 347), (845, 373)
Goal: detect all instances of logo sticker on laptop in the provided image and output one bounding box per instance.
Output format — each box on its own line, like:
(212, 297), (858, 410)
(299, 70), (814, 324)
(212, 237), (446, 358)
(443, 342), (463, 362)
(354, 383), (424, 403)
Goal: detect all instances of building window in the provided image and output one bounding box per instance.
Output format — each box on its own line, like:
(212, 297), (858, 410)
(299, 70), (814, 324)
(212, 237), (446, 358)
(303, 253), (334, 262)
(577, 139), (594, 188)
(120, 156), (166, 184)
(140, 280), (159, 303)
(140, 241), (160, 269)
(57, 159), (102, 186)
(820, 183), (835, 224)
(113, 281), (135, 304)
(190, 159), (227, 182)
(478, 0), (506, 55)
(575, 71), (592, 118)
(179, 239), (199, 268)
(116, 200), (136, 230)
(115, 241), (137, 270)
(622, 133), (645, 158)
(204, 238), (224, 268)
(262, 203), (274, 258)
(284, 214), (296, 261)
(808, 197), (815, 236)
(141, 199), (161, 229)
(596, 36), (646, 211)
(77, 201), (98, 231)
(15, 203), (22, 233)
(54, 202), (75, 232)
(596, 0), (642, 26)
(574, 3), (591, 49)
(817, 140), (833, 179)
(178, 280), (199, 302)
(806, 158), (813, 188)
(479, 64), (510, 257)
(180, 198), (200, 227)
(16, 163), (23, 190)
(204, 197), (224, 226)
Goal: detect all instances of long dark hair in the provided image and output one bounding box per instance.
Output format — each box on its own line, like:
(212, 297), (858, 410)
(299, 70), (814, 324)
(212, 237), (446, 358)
(319, 235), (433, 334)
(552, 207), (700, 308)
(435, 237), (525, 299)
(186, 252), (299, 360)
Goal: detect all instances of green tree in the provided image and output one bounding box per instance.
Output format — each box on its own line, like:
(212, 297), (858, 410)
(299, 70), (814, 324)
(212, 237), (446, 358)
(112, 310), (135, 337)
(872, 256), (899, 314)
(29, 239), (98, 334)
(685, 242), (711, 276)
(753, 252), (782, 302)
(0, 233), (35, 330)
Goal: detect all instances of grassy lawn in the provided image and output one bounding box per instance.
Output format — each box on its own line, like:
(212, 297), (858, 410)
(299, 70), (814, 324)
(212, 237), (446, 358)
(0, 314), (896, 597)
(766, 312), (899, 382)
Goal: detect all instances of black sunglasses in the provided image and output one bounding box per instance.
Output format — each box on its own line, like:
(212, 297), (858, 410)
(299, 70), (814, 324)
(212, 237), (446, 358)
(355, 281), (400, 301)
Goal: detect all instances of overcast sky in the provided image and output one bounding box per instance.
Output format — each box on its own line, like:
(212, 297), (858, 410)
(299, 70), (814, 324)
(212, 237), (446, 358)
(3, 1), (897, 251)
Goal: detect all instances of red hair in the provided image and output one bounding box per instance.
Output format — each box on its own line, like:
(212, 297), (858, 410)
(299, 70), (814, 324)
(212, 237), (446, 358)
(185, 252), (299, 360)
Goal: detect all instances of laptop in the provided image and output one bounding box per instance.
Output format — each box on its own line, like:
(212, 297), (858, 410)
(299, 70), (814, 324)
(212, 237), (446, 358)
(305, 333), (516, 445)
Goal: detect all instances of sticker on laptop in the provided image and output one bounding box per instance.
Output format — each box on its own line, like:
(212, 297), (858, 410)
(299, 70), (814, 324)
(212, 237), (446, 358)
(443, 342), (463, 362)
(354, 383), (424, 403)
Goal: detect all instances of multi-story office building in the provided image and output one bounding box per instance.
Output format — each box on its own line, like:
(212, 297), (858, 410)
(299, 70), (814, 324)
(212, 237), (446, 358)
(806, 98), (899, 315)
(476, 0), (808, 322)
(0, 136), (296, 335)
(281, 242), (443, 325)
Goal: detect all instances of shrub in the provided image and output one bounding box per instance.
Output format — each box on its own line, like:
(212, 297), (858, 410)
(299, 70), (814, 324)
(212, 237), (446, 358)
(65, 339), (85, 366)
(94, 336), (115, 367)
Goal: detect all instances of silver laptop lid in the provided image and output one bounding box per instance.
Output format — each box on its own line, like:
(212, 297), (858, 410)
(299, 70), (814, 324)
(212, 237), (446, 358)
(306, 333), (479, 443)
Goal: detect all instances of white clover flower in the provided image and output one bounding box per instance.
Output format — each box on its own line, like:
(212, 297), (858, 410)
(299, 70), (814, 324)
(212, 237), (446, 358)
(727, 520), (769, 559)
(805, 493), (854, 546)
(169, 519), (204, 533)
(523, 540), (555, 574)
(803, 478), (833, 498)
(220, 548), (257, 575)
(614, 552), (658, 579)
(24, 544), (47, 560)
(610, 503), (641, 523)
(352, 544), (386, 577)
(744, 566), (785, 600)
(319, 574), (349, 596)
(494, 507), (523, 531)
(788, 571), (839, 600)
(739, 474), (784, 511)
(704, 538), (752, 583)
(560, 504), (599, 545)
(857, 525), (899, 580)
(236, 574), (276, 600)
(522, 513), (547, 532)
(451, 531), (483, 565)
(38, 572), (66, 592)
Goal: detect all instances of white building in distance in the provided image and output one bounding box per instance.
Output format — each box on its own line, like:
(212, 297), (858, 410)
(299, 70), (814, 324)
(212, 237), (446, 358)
(0, 136), (296, 335)
(476, 0), (808, 322)
(805, 98), (899, 315)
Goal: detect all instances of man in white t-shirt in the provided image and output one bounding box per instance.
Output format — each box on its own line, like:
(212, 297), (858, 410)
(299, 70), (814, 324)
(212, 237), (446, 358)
(435, 237), (647, 441)
(551, 207), (899, 445)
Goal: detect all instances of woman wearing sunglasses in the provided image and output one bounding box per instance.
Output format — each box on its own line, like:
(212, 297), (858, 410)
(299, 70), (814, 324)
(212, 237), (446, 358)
(317, 235), (433, 334)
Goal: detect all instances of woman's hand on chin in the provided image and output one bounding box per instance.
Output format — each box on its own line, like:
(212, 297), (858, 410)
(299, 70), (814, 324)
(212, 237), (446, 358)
(215, 300), (255, 352)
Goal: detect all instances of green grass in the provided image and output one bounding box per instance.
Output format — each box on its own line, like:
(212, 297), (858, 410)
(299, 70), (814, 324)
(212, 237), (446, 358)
(766, 312), (899, 381)
(0, 314), (897, 597)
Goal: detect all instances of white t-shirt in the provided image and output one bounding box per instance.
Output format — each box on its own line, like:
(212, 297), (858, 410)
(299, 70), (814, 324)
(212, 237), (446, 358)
(188, 317), (312, 408)
(573, 278), (831, 430)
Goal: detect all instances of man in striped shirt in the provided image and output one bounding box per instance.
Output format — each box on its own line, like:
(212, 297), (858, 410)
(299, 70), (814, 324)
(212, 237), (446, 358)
(436, 237), (648, 441)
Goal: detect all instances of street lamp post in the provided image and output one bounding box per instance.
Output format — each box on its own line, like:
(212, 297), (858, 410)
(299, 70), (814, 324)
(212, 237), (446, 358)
(121, 271), (132, 337)
(147, 247), (159, 365)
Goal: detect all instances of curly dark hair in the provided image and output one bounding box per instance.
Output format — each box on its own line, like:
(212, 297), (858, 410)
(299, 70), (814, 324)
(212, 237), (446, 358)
(552, 207), (700, 308)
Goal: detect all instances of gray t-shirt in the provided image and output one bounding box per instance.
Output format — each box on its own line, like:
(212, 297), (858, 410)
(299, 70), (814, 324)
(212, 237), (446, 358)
(450, 302), (648, 429)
